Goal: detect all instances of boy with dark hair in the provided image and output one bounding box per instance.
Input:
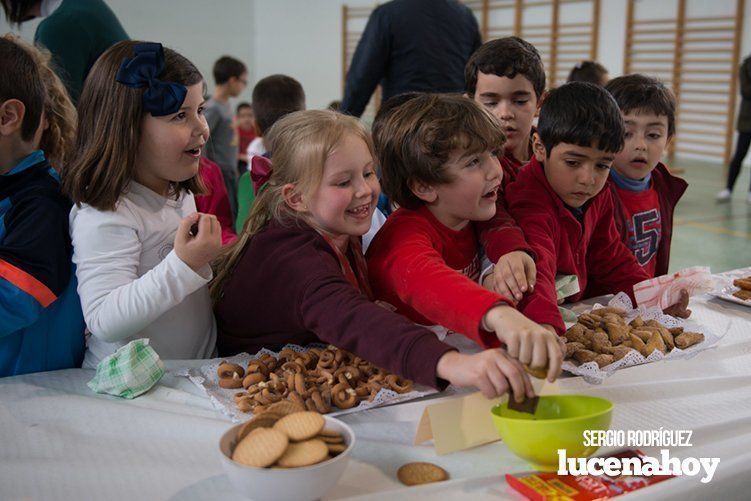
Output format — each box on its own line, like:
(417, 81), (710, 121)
(235, 75), (306, 229)
(367, 94), (562, 381)
(0, 36), (85, 376)
(464, 36), (544, 304)
(251, 74), (305, 141)
(567, 60), (609, 86)
(605, 74), (686, 277)
(506, 82), (655, 334)
(205, 55), (248, 218)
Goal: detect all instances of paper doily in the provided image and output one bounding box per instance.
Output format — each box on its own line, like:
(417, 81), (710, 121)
(561, 293), (729, 384)
(176, 344), (436, 422)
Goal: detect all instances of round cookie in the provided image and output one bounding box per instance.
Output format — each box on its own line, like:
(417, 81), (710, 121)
(265, 400), (306, 417)
(397, 462), (449, 486)
(237, 411), (283, 441)
(327, 442), (347, 455)
(319, 433), (344, 444)
(273, 411), (325, 441)
(276, 438), (329, 468)
(317, 427), (342, 438)
(232, 428), (288, 468)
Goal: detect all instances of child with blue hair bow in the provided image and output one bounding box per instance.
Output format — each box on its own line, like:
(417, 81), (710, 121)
(63, 42), (220, 366)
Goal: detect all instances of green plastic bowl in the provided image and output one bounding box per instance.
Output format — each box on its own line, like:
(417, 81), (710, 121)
(490, 395), (613, 471)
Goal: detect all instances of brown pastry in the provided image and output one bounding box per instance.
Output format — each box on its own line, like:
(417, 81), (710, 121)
(732, 277), (751, 291)
(674, 331), (705, 349)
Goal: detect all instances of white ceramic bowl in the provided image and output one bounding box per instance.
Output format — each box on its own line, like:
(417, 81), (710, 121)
(219, 415), (355, 501)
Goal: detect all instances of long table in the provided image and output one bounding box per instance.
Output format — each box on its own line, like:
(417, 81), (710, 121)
(2, 282), (750, 500)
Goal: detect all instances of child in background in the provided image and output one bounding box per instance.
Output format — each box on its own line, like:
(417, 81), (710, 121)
(235, 101), (256, 175)
(235, 75), (306, 230)
(567, 61), (609, 86)
(247, 74), (306, 163)
(605, 75), (687, 277)
(196, 156), (238, 245)
(0, 35), (84, 376)
(205, 56), (248, 218)
(63, 41), (221, 367)
(212, 110), (536, 400)
(367, 94), (562, 381)
(506, 82), (652, 335)
(464, 37), (543, 303)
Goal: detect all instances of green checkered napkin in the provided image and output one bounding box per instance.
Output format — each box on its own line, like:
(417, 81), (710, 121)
(556, 274), (581, 323)
(88, 338), (165, 399)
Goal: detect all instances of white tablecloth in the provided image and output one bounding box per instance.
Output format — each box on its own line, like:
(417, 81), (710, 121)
(2, 285), (751, 500)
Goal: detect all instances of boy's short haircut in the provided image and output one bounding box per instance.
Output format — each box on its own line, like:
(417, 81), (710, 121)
(567, 60), (608, 85)
(464, 36), (546, 98)
(537, 82), (624, 155)
(236, 101), (252, 113)
(212, 56), (247, 85)
(251, 74), (305, 135)
(605, 74), (676, 137)
(0, 36), (45, 141)
(371, 92), (423, 152)
(375, 93), (505, 209)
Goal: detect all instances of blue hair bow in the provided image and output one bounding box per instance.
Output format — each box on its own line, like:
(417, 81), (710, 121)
(115, 42), (187, 116)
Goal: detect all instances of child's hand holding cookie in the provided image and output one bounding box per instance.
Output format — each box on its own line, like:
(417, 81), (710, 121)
(482, 305), (563, 382)
(175, 212), (222, 272)
(435, 349), (534, 401)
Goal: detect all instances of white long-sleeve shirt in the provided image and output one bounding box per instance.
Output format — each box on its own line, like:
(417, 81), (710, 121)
(70, 182), (217, 367)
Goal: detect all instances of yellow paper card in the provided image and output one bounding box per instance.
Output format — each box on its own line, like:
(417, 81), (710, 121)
(415, 379), (559, 455)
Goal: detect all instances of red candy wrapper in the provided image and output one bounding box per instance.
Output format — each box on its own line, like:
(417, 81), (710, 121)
(506, 450), (674, 500)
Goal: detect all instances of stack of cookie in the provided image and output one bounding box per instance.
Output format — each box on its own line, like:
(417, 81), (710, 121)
(217, 346), (414, 415)
(231, 404), (348, 469)
(732, 276), (751, 301)
(564, 307), (704, 368)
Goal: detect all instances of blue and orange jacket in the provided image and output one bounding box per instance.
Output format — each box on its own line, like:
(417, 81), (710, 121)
(0, 150), (85, 377)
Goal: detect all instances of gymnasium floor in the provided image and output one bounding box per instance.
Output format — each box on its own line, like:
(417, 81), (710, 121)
(669, 157), (751, 274)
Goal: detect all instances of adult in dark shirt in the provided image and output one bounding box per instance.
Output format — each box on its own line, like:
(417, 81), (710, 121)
(1, 0), (129, 104)
(341, 0), (482, 117)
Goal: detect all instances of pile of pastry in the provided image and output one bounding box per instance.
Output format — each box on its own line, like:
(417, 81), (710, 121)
(564, 307), (704, 368)
(217, 346), (414, 415)
(732, 277), (751, 301)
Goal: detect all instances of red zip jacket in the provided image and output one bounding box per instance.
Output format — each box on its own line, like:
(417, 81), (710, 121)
(477, 150), (532, 263)
(507, 158), (649, 333)
(366, 205), (513, 348)
(606, 162), (687, 278)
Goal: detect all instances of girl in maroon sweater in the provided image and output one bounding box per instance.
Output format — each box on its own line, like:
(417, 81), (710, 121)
(210, 110), (534, 399)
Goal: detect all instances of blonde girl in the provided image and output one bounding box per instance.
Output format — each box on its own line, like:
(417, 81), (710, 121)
(211, 110), (534, 399)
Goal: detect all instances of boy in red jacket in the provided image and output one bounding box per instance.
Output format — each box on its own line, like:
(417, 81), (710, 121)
(604, 75), (687, 277)
(465, 37), (546, 304)
(367, 94), (562, 381)
(507, 82), (652, 335)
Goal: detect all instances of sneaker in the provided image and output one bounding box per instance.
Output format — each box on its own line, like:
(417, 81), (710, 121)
(716, 189), (732, 202)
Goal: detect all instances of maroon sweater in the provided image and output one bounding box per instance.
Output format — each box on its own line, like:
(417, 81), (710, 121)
(214, 218), (455, 388)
